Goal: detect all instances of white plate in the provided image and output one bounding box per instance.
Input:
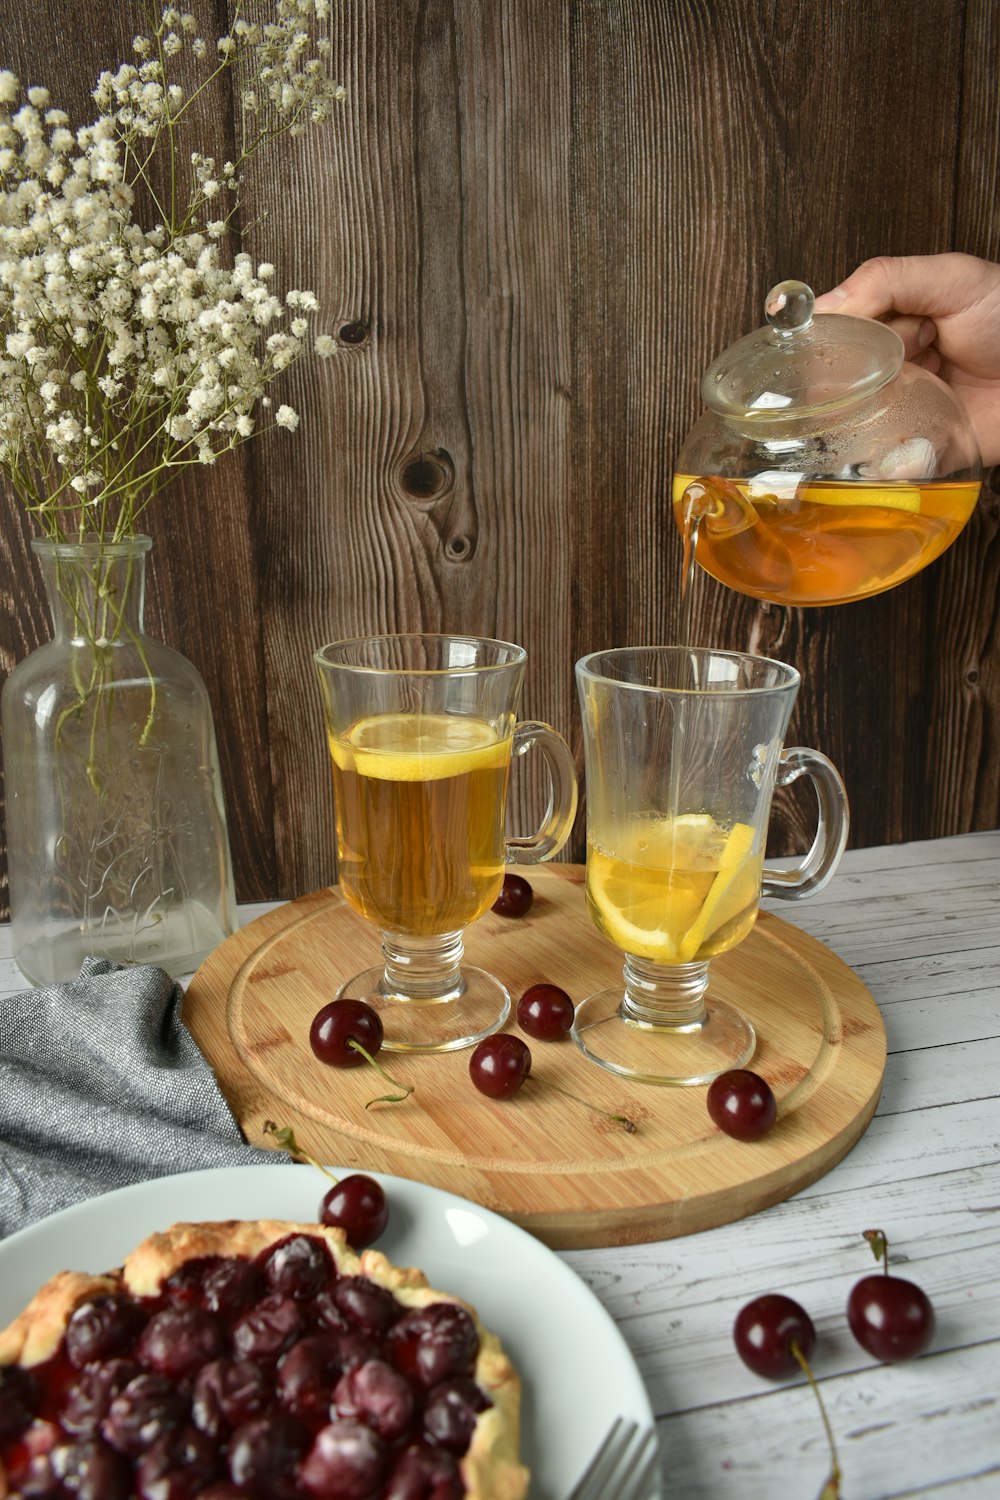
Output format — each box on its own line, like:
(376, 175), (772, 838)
(0, 1166), (657, 1499)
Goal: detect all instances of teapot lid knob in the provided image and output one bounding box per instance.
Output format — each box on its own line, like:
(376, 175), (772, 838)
(700, 275), (904, 418)
(764, 280), (815, 337)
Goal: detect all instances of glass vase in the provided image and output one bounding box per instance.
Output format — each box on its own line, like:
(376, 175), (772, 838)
(2, 535), (238, 985)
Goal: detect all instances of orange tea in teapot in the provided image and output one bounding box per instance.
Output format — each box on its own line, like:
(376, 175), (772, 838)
(673, 472), (981, 607)
(673, 281), (982, 608)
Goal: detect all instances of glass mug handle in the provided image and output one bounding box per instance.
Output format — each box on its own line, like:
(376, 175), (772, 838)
(760, 746), (850, 901)
(504, 720), (579, 865)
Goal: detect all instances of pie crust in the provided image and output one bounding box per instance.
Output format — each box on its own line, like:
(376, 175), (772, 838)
(0, 1218), (529, 1500)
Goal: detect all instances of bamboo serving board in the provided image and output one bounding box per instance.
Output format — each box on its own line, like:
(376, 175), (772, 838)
(184, 865), (886, 1249)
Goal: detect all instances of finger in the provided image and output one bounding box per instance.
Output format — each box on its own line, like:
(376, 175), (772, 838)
(813, 252), (991, 321)
(883, 314), (938, 360)
(909, 346), (942, 376)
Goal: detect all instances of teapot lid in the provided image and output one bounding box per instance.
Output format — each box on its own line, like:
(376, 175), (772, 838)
(701, 280), (904, 420)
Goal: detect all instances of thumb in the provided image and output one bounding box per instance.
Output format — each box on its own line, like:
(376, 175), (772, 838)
(814, 253), (997, 322)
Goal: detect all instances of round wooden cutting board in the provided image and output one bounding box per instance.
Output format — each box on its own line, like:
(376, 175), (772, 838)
(184, 865), (886, 1249)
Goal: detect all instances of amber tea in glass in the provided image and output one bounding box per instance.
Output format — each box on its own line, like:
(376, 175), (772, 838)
(329, 713), (511, 936)
(314, 635), (578, 1052)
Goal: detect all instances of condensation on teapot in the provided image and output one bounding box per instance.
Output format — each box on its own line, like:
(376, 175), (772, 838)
(673, 278), (982, 608)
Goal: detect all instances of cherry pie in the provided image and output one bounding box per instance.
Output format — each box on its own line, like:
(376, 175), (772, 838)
(0, 1219), (529, 1500)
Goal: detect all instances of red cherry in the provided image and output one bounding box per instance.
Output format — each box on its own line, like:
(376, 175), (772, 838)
(846, 1231), (934, 1362)
(706, 1069), (777, 1141)
(320, 1175), (389, 1249)
(469, 1035), (531, 1099)
(847, 1274), (934, 1362)
(310, 1000), (384, 1069)
(733, 1294), (816, 1380)
(516, 984), (574, 1041)
(491, 874), (533, 917)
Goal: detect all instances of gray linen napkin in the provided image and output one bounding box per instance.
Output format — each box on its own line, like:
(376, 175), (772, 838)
(0, 956), (285, 1239)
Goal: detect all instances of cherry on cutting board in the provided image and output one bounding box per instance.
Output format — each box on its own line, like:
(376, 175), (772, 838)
(491, 873), (534, 917)
(515, 983), (574, 1041)
(469, 1034), (531, 1099)
(308, 998), (412, 1107)
(706, 1069), (777, 1141)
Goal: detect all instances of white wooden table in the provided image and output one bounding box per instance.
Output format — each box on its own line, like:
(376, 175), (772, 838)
(2, 831), (998, 1498)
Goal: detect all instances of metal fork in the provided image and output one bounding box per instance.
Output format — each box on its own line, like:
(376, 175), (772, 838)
(566, 1416), (661, 1500)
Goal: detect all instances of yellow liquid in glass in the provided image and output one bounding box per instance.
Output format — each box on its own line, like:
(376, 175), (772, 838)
(586, 813), (762, 964)
(329, 712), (511, 935)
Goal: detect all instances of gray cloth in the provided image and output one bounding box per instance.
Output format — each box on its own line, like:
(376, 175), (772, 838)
(0, 956), (285, 1239)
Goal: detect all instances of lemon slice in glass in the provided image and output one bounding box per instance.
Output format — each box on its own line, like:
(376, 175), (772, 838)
(330, 712), (508, 780)
(677, 822), (757, 962)
(586, 815), (719, 963)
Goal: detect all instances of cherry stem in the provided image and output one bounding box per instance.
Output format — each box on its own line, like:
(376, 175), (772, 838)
(863, 1227), (890, 1275)
(262, 1122), (338, 1182)
(344, 1038), (414, 1109)
(790, 1340), (842, 1500)
(526, 1075), (638, 1133)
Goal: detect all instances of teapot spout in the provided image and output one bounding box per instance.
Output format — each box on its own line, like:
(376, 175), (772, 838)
(679, 477), (758, 538)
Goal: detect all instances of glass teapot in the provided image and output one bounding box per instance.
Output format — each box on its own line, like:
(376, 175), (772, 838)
(673, 280), (982, 607)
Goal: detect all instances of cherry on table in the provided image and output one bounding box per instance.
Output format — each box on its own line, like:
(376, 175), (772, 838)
(846, 1229), (935, 1362)
(469, 1035), (531, 1099)
(516, 984), (574, 1041)
(491, 874), (534, 917)
(706, 1069), (777, 1141)
(733, 1293), (816, 1380)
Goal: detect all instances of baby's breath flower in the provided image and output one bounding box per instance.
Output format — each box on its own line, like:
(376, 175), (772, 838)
(0, 0), (343, 540)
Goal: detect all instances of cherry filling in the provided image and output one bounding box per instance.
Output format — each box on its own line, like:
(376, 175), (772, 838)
(0, 1235), (488, 1500)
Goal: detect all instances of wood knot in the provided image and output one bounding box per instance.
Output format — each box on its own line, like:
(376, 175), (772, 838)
(399, 449), (454, 501)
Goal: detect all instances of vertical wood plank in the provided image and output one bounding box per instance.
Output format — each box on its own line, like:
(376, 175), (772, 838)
(2, 0), (998, 923)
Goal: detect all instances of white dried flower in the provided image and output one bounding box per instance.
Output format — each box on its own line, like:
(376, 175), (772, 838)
(0, 0), (343, 539)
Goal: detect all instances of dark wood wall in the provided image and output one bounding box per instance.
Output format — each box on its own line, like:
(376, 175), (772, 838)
(2, 0), (999, 911)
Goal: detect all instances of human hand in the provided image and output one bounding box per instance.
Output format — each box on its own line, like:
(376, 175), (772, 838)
(815, 253), (1000, 465)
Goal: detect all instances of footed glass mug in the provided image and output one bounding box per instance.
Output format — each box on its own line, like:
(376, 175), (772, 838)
(573, 646), (849, 1086)
(314, 634), (578, 1051)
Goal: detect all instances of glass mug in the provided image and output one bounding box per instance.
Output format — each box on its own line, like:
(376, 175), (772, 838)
(314, 634), (578, 1051)
(573, 646), (849, 1085)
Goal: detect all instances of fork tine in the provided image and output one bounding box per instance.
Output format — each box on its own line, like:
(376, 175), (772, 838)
(622, 1432), (661, 1500)
(568, 1418), (660, 1500)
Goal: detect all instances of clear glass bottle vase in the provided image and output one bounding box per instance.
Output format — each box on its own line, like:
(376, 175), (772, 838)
(2, 535), (238, 985)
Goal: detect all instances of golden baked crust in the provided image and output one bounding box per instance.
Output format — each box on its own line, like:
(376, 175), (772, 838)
(0, 1270), (120, 1370)
(0, 1219), (529, 1500)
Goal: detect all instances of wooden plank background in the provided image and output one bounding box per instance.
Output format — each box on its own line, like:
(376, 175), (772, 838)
(1, 0), (998, 913)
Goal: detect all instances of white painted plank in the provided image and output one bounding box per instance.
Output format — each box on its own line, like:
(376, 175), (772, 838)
(652, 1341), (1000, 1500)
(2, 833), (998, 1498)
